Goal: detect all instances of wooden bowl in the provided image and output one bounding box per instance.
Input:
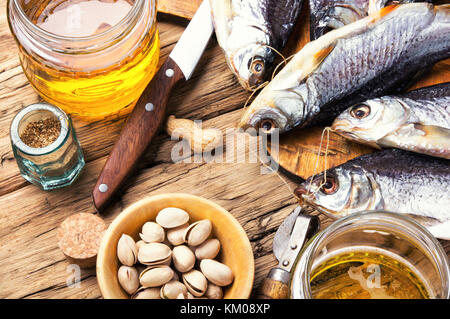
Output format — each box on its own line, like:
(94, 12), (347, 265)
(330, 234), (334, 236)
(96, 193), (254, 298)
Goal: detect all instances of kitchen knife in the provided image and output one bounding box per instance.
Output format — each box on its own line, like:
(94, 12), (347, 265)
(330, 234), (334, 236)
(257, 207), (320, 299)
(92, 0), (214, 212)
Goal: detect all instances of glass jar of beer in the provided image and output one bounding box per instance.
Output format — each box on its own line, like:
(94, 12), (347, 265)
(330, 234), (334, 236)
(290, 211), (450, 299)
(7, 0), (160, 119)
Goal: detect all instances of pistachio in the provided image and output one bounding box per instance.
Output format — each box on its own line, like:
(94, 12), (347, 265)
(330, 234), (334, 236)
(182, 269), (208, 297)
(140, 265), (174, 287)
(117, 265), (139, 295)
(183, 219), (212, 246)
(161, 280), (188, 299)
(140, 222), (165, 243)
(166, 223), (189, 245)
(194, 238), (220, 260)
(200, 259), (234, 286)
(117, 234), (138, 266)
(138, 242), (172, 265)
(117, 214), (229, 299)
(205, 283), (223, 299)
(156, 207), (190, 229)
(132, 287), (161, 299)
(172, 245), (196, 273)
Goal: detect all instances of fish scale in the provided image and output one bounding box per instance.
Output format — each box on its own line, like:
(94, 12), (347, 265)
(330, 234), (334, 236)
(306, 26), (401, 119)
(373, 164), (447, 220)
(309, 0), (428, 40)
(408, 97), (450, 127)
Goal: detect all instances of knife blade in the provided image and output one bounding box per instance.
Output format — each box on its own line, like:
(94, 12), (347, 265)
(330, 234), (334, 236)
(92, 0), (214, 212)
(257, 206), (320, 299)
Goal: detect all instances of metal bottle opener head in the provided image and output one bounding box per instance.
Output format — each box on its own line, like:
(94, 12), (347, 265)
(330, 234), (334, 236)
(269, 207), (320, 284)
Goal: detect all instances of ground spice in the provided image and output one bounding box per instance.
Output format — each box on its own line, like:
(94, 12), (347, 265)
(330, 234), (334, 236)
(20, 118), (61, 148)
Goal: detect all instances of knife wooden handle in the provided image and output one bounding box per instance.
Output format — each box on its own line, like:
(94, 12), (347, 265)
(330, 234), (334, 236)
(92, 57), (184, 212)
(256, 277), (290, 299)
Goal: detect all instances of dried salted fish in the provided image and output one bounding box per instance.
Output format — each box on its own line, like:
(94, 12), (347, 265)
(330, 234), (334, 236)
(332, 82), (450, 159)
(210, 0), (303, 90)
(295, 149), (450, 240)
(239, 3), (450, 133)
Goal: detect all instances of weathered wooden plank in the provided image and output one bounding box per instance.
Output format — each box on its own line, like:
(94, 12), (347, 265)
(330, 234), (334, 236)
(1, 0), (449, 300)
(0, 12), (250, 197)
(157, 0), (202, 20)
(0, 106), (301, 298)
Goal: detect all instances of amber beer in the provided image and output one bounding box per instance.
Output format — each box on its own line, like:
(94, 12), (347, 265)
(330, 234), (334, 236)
(8, 0), (160, 119)
(310, 248), (430, 299)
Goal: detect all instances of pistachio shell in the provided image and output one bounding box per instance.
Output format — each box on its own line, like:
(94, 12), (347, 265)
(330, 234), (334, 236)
(137, 242), (172, 265)
(183, 219), (212, 246)
(177, 293), (185, 299)
(132, 287), (161, 299)
(166, 223), (189, 246)
(172, 245), (196, 273)
(194, 238), (220, 260)
(161, 280), (188, 299)
(139, 265), (174, 287)
(205, 283), (223, 299)
(156, 207), (190, 228)
(199, 259), (234, 286)
(117, 234), (138, 266)
(140, 222), (165, 243)
(117, 265), (139, 295)
(182, 269), (207, 297)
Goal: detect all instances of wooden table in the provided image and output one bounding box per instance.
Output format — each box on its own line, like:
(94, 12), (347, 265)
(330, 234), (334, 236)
(0, 1), (448, 299)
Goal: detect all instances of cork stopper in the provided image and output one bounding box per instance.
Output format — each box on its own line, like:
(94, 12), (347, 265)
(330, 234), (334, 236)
(57, 213), (107, 268)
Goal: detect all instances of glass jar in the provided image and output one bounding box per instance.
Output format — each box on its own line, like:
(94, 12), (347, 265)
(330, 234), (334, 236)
(290, 211), (450, 299)
(7, 0), (159, 119)
(10, 103), (85, 190)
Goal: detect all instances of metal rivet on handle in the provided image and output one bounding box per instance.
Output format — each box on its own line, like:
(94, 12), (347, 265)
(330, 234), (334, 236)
(145, 103), (154, 112)
(99, 184), (108, 193)
(282, 260), (289, 267)
(165, 68), (174, 77)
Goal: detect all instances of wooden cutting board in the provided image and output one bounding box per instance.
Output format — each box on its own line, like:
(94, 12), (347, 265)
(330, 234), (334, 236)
(158, 0), (450, 180)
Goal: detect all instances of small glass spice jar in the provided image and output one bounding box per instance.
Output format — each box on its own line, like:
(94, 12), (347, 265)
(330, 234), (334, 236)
(10, 103), (85, 190)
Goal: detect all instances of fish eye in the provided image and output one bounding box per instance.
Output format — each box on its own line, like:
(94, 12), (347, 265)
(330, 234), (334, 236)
(248, 57), (265, 75)
(350, 105), (370, 119)
(320, 177), (338, 195)
(259, 119), (276, 134)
